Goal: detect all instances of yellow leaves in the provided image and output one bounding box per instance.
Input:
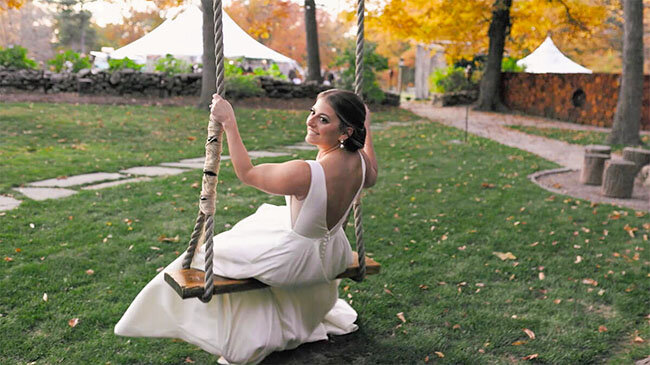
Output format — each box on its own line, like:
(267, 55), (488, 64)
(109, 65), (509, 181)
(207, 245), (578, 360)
(522, 353), (539, 360)
(623, 224), (637, 238)
(0, 0), (26, 12)
(493, 251), (517, 260)
(598, 325), (607, 333)
(396, 312), (406, 323)
(434, 351), (445, 358)
(582, 278), (598, 286)
(158, 234), (180, 243)
(574, 255), (583, 264)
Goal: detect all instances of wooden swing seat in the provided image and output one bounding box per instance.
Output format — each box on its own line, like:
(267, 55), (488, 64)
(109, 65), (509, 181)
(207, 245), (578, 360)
(164, 252), (381, 299)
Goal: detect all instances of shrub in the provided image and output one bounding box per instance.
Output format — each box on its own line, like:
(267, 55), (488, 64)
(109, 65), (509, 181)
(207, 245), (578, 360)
(225, 75), (264, 99)
(154, 54), (191, 75)
(47, 50), (91, 73)
(501, 56), (526, 72)
(333, 41), (388, 104)
(225, 61), (243, 76)
(0, 45), (38, 70)
(429, 66), (476, 93)
(252, 63), (286, 79)
(108, 57), (144, 72)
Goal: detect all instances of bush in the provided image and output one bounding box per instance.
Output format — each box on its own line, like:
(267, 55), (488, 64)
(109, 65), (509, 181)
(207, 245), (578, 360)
(225, 75), (264, 99)
(108, 57), (144, 72)
(429, 66), (476, 93)
(501, 56), (526, 72)
(0, 45), (38, 70)
(47, 50), (91, 73)
(252, 63), (286, 79)
(333, 41), (388, 104)
(154, 54), (191, 75)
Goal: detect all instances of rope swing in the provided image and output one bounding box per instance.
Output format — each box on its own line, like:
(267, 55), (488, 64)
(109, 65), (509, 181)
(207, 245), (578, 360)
(164, 0), (379, 301)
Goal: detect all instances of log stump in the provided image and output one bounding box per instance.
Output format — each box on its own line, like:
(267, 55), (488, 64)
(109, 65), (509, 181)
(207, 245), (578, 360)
(585, 144), (611, 156)
(601, 160), (636, 198)
(622, 147), (650, 174)
(580, 153), (609, 185)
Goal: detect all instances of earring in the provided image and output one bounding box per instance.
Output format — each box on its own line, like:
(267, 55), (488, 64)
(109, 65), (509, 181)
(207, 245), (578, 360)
(339, 140), (345, 149)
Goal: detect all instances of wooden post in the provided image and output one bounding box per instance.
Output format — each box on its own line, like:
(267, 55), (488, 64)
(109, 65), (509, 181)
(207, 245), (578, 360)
(585, 144), (611, 156)
(622, 147), (650, 173)
(601, 160), (636, 198)
(580, 153), (609, 185)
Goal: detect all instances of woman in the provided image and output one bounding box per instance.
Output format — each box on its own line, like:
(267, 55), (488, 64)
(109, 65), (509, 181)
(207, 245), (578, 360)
(115, 89), (378, 364)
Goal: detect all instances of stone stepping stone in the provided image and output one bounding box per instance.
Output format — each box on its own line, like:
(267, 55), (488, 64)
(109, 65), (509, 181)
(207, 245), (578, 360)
(248, 150), (290, 158)
(160, 162), (205, 169)
(0, 195), (22, 211)
(284, 143), (317, 151)
(120, 166), (188, 177)
(14, 187), (77, 201)
(82, 177), (152, 190)
(28, 172), (126, 188)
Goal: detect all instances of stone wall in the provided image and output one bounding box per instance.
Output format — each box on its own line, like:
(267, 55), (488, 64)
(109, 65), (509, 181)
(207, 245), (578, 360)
(0, 69), (400, 106)
(501, 72), (650, 130)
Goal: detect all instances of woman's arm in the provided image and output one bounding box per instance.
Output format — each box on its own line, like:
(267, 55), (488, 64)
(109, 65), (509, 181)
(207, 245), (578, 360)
(362, 105), (378, 188)
(210, 94), (310, 197)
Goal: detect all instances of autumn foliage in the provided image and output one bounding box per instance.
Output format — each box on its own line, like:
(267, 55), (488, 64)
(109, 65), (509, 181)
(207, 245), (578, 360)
(0, 0), (25, 12)
(225, 0), (349, 68)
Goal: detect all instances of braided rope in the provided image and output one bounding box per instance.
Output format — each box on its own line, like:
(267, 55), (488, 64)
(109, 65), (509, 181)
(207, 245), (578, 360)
(213, 0), (225, 96)
(351, 0), (367, 282)
(354, 0), (364, 97)
(182, 212), (207, 269)
(200, 214), (216, 302)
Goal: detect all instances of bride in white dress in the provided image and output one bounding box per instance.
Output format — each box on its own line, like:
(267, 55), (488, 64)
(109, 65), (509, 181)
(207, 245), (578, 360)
(114, 89), (378, 364)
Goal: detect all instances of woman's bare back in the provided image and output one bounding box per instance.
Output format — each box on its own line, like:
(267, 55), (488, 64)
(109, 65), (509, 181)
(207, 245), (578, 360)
(319, 152), (364, 230)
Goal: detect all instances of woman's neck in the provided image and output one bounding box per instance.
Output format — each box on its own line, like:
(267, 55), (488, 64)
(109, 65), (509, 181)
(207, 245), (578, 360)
(316, 144), (345, 160)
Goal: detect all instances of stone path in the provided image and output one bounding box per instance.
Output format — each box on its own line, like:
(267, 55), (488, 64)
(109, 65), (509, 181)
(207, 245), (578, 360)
(0, 147), (306, 211)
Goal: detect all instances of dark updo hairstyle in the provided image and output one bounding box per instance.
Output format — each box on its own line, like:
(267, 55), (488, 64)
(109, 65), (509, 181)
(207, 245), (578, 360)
(317, 89), (366, 152)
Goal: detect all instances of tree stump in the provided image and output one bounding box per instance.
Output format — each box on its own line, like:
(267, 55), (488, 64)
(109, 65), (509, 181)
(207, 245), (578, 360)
(580, 153), (609, 185)
(585, 144), (611, 156)
(622, 147), (650, 173)
(601, 160), (636, 198)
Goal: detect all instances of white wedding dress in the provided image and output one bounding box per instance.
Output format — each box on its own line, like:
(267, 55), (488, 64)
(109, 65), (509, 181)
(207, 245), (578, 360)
(115, 155), (365, 364)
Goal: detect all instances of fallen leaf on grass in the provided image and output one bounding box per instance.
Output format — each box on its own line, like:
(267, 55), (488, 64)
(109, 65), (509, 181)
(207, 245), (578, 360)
(434, 351), (444, 358)
(424, 355), (429, 362)
(43, 293), (48, 302)
(634, 336), (645, 343)
(522, 354), (538, 360)
(598, 325), (607, 332)
(493, 251), (517, 260)
(574, 256), (582, 264)
(554, 299), (562, 304)
(396, 312), (406, 323)
(184, 356), (195, 363)
(523, 328), (535, 339)
(150, 246), (161, 250)
(4, 257), (13, 262)
(68, 318), (79, 327)
(158, 235), (180, 243)
(512, 340), (527, 346)
(582, 278), (598, 286)
(419, 284), (429, 290)
(538, 272), (545, 280)
(452, 324), (461, 330)
(85, 269), (94, 275)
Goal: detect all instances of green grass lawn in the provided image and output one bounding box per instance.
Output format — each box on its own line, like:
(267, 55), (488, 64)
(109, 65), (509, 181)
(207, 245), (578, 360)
(506, 125), (650, 152)
(1, 102), (648, 364)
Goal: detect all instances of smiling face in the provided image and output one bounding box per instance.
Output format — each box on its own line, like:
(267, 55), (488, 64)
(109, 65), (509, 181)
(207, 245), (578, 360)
(305, 98), (350, 149)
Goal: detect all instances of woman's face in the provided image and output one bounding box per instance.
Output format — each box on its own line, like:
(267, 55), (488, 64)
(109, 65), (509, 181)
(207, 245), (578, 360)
(305, 98), (346, 148)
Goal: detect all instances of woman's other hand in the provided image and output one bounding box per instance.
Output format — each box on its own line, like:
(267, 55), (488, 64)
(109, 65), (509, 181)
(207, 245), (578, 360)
(210, 93), (236, 130)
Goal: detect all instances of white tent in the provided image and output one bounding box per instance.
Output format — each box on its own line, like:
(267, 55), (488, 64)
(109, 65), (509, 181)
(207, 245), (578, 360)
(109, 4), (300, 73)
(517, 36), (592, 74)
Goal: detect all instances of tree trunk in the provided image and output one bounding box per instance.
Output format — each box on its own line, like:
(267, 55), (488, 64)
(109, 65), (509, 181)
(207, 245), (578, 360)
(475, 0), (511, 112)
(622, 146), (650, 173)
(580, 153), (609, 186)
(607, 0), (643, 145)
(199, 0), (217, 110)
(304, 0), (322, 83)
(601, 160), (636, 198)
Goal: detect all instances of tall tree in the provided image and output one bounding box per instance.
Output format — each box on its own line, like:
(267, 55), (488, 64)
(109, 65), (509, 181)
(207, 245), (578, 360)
(607, 0), (643, 145)
(199, 0), (216, 110)
(475, 0), (511, 111)
(304, 0), (322, 82)
(0, 2), (54, 63)
(49, 0), (97, 54)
